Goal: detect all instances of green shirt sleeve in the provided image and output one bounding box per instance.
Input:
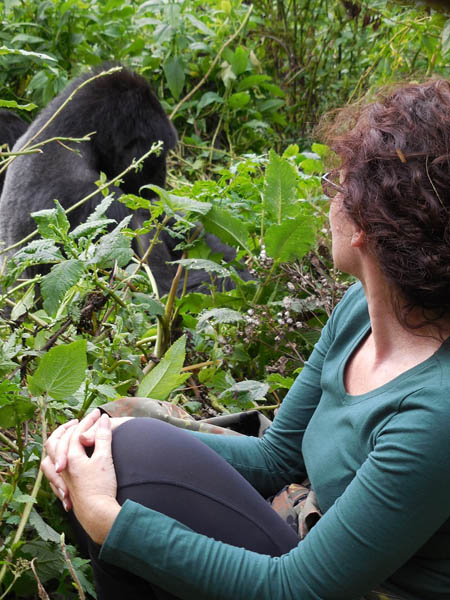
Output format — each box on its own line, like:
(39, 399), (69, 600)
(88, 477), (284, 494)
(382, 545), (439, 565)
(100, 384), (450, 599)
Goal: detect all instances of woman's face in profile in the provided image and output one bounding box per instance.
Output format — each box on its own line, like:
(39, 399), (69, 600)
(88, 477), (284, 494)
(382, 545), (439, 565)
(328, 174), (360, 275)
(329, 195), (352, 271)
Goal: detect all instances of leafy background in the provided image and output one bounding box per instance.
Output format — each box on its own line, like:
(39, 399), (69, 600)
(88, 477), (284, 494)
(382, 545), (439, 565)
(1, 0), (450, 597)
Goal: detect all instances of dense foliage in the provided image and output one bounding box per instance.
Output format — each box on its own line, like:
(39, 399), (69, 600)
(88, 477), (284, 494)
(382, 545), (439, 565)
(2, 0), (450, 155)
(1, 0), (450, 597)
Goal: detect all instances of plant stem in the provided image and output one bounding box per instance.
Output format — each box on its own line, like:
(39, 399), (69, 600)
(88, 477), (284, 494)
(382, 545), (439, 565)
(0, 470), (43, 587)
(251, 260), (278, 304)
(0, 399), (47, 588)
(0, 569), (20, 600)
(157, 259), (185, 358)
(60, 533), (85, 600)
(181, 359), (221, 372)
(255, 403), (279, 411)
(94, 276), (127, 309)
(0, 431), (19, 453)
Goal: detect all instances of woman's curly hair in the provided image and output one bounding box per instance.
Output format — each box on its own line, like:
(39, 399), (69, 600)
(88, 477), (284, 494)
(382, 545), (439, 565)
(318, 79), (450, 328)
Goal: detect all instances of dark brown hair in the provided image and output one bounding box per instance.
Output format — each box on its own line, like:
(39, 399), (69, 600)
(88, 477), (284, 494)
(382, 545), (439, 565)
(318, 79), (450, 328)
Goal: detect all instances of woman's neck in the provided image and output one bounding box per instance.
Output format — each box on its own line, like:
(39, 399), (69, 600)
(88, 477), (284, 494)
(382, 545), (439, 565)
(344, 269), (450, 395)
(359, 266), (450, 364)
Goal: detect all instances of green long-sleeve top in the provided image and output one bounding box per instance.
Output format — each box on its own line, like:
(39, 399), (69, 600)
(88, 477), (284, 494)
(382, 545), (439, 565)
(100, 283), (450, 599)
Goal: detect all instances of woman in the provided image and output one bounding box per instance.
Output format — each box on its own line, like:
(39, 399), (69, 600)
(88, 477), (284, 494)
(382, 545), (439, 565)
(41, 80), (450, 599)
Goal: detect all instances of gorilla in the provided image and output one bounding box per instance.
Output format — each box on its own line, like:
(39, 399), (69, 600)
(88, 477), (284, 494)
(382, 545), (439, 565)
(0, 66), (245, 295)
(0, 109), (28, 192)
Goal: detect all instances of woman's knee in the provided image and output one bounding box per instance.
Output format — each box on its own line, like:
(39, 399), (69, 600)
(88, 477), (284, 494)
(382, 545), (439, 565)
(111, 417), (233, 496)
(110, 418), (299, 556)
(111, 417), (205, 480)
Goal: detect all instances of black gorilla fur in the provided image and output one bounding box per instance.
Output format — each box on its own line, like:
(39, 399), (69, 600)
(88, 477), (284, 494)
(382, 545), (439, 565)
(0, 66), (245, 295)
(0, 109), (28, 192)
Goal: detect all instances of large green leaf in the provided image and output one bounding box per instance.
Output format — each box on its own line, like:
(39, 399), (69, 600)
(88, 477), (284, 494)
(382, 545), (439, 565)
(146, 185), (212, 215)
(31, 200), (70, 240)
(263, 150), (298, 224)
(185, 13), (215, 36)
(69, 218), (116, 240)
(28, 339), (87, 400)
(41, 259), (85, 315)
(266, 373), (295, 391)
(197, 308), (244, 330)
(229, 92), (250, 110)
(21, 541), (66, 584)
(299, 157), (323, 175)
(237, 74), (271, 91)
(171, 258), (231, 278)
(311, 143), (329, 158)
(10, 284), (35, 320)
(0, 99), (36, 111)
(132, 293), (165, 316)
(137, 336), (189, 399)
(163, 56), (185, 100)
(231, 46), (248, 75)
(12, 239), (63, 265)
(219, 380), (269, 401)
(443, 19), (450, 54)
(0, 381), (35, 428)
(29, 509), (61, 543)
(202, 206), (250, 252)
(88, 216), (133, 268)
(196, 91), (224, 114)
(87, 195), (115, 222)
(264, 214), (316, 263)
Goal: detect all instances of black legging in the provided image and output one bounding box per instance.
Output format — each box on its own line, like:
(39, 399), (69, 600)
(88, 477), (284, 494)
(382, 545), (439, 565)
(81, 418), (300, 599)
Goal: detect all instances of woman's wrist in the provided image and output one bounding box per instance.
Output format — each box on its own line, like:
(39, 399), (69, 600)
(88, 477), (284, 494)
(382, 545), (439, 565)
(75, 496), (121, 545)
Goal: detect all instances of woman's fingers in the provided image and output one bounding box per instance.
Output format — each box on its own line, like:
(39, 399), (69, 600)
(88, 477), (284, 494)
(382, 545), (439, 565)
(92, 414), (112, 457)
(53, 422), (79, 472)
(64, 412), (117, 503)
(40, 455), (72, 510)
(48, 481), (72, 511)
(79, 422), (99, 446)
(68, 408), (103, 454)
(68, 413), (111, 460)
(56, 409), (102, 466)
(41, 410), (103, 510)
(79, 416), (133, 446)
(44, 418), (78, 464)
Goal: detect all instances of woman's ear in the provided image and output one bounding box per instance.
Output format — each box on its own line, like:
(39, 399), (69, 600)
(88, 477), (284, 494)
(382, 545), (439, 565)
(350, 229), (365, 247)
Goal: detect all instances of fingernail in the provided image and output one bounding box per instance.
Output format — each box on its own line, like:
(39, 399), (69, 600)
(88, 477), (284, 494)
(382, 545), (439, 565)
(58, 487), (65, 500)
(63, 501), (69, 512)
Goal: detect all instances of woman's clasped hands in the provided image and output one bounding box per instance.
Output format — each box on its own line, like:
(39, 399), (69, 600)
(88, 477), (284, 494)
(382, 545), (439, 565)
(40, 409), (125, 544)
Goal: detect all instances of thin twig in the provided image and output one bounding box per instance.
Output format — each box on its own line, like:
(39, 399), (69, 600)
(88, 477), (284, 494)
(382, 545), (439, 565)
(60, 533), (86, 600)
(0, 400), (47, 588)
(0, 565), (20, 600)
(21, 69), (121, 157)
(30, 558), (50, 600)
(0, 459), (43, 586)
(181, 360), (221, 372)
(0, 431), (19, 453)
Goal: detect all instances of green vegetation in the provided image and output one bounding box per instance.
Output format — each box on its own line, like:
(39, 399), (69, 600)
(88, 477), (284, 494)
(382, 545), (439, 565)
(1, 0), (450, 597)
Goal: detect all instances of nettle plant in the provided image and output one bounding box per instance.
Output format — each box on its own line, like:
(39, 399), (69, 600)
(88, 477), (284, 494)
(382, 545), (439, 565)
(0, 144), (349, 596)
